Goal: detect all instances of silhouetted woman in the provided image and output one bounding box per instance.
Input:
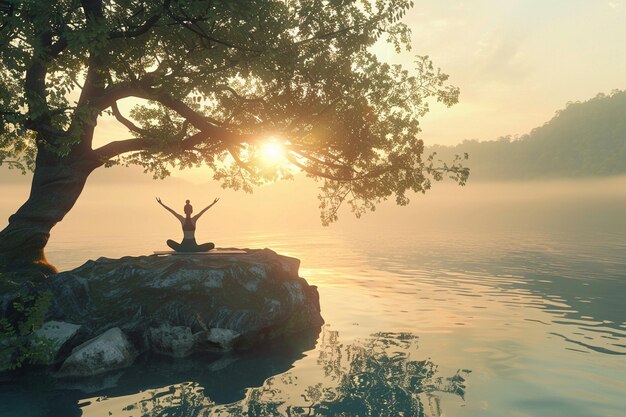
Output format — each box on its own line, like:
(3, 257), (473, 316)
(156, 197), (219, 252)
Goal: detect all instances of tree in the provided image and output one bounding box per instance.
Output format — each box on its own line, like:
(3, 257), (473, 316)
(0, 0), (467, 276)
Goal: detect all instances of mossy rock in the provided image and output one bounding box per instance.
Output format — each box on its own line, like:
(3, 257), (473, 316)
(3, 249), (323, 374)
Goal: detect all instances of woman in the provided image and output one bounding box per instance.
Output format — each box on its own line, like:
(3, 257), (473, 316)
(156, 197), (219, 252)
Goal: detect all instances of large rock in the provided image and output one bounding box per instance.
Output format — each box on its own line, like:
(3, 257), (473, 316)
(18, 249), (323, 374)
(57, 327), (137, 377)
(204, 327), (241, 351)
(148, 324), (194, 357)
(34, 321), (82, 363)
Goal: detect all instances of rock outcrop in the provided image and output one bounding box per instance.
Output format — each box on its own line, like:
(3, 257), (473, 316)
(2, 249), (323, 377)
(57, 327), (137, 377)
(34, 321), (82, 364)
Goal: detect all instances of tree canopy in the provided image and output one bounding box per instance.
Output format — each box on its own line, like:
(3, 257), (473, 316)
(0, 0), (467, 225)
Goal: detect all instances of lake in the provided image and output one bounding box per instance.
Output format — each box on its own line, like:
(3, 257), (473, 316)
(1, 176), (625, 416)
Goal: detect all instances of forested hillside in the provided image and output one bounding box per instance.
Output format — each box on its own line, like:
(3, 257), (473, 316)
(430, 90), (626, 180)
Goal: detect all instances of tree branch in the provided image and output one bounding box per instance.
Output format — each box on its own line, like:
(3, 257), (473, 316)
(178, 130), (210, 150)
(293, 15), (384, 47)
(48, 37), (68, 56)
(325, 184), (353, 223)
(289, 146), (353, 171)
(109, 12), (163, 39)
(128, 88), (260, 145)
(285, 152), (352, 181)
(92, 83), (143, 110)
(93, 137), (149, 160)
(110, 102), (148, 135)
(286, 149), (396, 182)
(223, 146), (253, 174)
(164, 3), (262, 53)
(93, 129), (212, 161)
(24, 28), (52, 129)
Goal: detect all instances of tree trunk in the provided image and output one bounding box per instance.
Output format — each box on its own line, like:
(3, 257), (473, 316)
(0, 154), (96, 277)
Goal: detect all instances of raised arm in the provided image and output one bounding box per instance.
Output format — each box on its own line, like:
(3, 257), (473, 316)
(192, 197), (220, 221)
(156, 197), (184, 222)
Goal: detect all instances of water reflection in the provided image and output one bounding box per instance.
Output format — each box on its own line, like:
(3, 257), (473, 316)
(0, 328), (319, 417)
(280, 329), (470, 417)
(79, 329), (469, 417)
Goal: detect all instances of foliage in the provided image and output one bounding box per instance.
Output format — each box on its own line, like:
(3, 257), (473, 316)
(0, 0), (467, 224)
(429, 89), (626, 180)
(0, 291), (55, 370)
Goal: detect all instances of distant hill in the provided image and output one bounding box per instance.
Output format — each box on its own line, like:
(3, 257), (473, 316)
(429, 90), (626, 180)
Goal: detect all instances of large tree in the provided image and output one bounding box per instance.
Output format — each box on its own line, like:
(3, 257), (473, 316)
(0, 0), (468, 276)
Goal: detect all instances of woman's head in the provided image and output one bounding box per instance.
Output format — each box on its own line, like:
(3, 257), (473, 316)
(184, 200), (193, 216)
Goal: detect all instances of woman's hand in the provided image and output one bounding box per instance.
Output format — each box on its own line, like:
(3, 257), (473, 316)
(193, 197), (220, 220)
(156, 197), (183, 221)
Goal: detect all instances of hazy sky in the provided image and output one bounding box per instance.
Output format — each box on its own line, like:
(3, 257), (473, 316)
(94, 1), (626, 157)
(375, 0), (626, 146)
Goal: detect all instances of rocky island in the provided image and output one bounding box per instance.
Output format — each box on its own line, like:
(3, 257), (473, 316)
(1, 249), (323, 377)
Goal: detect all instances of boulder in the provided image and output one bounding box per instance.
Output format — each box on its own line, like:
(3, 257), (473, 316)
(10, 248), (323, 374)
(203, 328), (242, 351)
(34, 321), (81, 363)
(148, 324), (194, 357)
(57, 327), (137, 377)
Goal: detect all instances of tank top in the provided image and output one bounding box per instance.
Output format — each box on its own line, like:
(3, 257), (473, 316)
(182, 217), (195, 239)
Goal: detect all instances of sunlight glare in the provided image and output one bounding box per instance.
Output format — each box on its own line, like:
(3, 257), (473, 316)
(262, 139), (285, 164)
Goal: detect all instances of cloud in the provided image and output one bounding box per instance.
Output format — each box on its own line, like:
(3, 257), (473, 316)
(608, 1), (622, 9)
(472, 30), (531, 84)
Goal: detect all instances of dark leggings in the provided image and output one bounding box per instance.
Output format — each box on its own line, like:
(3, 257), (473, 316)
(167, 239), (215, 252)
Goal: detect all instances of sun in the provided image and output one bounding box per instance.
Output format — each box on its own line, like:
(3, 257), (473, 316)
(261, 140), (285, 164)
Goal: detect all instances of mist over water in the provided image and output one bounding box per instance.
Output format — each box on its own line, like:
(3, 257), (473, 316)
(1, 172), (625, 416)
(4, 170), (626, 262)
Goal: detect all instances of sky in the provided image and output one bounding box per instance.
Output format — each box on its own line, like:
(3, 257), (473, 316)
(89, 0), (626, 181)
(373, 0), (626, 146)
(97, 1), (626, 147)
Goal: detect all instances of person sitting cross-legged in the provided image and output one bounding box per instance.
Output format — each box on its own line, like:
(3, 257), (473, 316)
(156, 197), (219, 252)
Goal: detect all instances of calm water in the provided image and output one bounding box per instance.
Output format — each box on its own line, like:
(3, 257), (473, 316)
(1, 179), (626, 417)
